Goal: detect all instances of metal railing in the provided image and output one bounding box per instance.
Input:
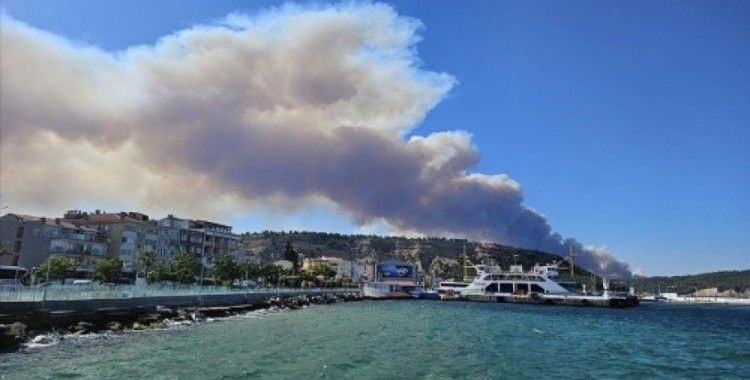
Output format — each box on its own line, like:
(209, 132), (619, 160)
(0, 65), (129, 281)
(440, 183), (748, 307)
(0, 284), (356, 302)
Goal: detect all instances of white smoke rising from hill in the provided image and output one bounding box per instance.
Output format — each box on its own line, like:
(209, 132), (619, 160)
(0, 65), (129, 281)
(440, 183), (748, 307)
(0, 4), (631, 277)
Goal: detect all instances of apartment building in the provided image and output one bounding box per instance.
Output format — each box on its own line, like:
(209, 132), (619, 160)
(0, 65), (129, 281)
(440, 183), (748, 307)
(158, 215), (204, 259)
(0, 214), (108, 270)
(190, 220), (242, 266)
(64, 210), (152, 272)
(160, 217), (243, 265)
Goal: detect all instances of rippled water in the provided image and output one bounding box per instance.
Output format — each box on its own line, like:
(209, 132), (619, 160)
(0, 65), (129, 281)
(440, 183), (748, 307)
(1, 301), (748, 379)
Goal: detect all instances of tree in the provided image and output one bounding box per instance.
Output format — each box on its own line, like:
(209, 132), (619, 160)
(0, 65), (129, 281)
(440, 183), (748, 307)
(146, 263), (170, 284)
(429, 258), (462, 280)
(0, 241), (12, 264)
(307, 262), (336, 280)
(172, 251), (201, 284)
(92, 256), (123, 284)
(259, 263), (285, 285)
(283, 242), (299, 274)
(136, 250), (158, 276)
(241, 261), (262, 282)
(36, 256), (75, 283)
(213, 255), (240, 286)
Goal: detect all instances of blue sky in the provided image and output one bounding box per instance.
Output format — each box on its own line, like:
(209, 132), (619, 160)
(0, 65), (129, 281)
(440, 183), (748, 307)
(2, 0), (748, 275)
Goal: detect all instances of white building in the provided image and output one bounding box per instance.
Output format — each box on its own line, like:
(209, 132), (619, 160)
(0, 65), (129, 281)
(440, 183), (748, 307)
(302, 256), (353, 280)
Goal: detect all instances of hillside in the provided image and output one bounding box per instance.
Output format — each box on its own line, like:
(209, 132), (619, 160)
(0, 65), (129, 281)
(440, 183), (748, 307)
(633, 270), (750, 294)
(240, 231), (564, 274)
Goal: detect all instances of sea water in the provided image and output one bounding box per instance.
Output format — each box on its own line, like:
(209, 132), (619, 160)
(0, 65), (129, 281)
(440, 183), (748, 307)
(1, 301), (748, 379)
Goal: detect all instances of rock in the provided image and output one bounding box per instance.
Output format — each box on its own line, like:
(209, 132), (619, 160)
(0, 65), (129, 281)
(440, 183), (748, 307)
(138, 313), (162, 323)
(0, 322), (27, 351)
(30, 334), (55, 345)
(71, 321), (96, 334)
(106, 321), (123, 331)
(156, 306), (176, 318)
(148, 321), (166, 329)
(175, 309), (190, 321)
(132, 321), (147, 330)
(189, 310), (205, 321)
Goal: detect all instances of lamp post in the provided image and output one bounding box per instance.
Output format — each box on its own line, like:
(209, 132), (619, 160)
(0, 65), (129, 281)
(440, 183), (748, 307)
(200, 248), (205, 287)
(42, 255), (51, 309)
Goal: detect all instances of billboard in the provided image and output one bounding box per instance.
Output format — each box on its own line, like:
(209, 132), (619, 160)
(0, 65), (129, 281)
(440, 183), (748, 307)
(377, 262), (415, 280)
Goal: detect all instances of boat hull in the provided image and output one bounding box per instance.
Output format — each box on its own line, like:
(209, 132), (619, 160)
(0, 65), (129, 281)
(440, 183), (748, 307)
(463, 293), (639, 308)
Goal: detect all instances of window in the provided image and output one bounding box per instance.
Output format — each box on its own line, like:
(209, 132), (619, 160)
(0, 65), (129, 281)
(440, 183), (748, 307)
(485, 283), (498, 293)
(531, 284), (545, 293)
(499, 283), (513, 293)
(516, 283), (529, 294)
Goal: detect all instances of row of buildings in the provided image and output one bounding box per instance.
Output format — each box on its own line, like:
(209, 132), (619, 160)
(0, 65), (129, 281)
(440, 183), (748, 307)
(0, 210), (418, 285)
(0, 210), (245, 275)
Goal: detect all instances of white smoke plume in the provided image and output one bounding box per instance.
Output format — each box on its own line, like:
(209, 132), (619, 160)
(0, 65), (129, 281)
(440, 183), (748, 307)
(0, 3), (631, 277)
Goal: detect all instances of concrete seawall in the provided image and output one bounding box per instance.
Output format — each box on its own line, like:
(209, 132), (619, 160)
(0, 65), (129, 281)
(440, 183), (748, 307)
(0, 289), (361, 328)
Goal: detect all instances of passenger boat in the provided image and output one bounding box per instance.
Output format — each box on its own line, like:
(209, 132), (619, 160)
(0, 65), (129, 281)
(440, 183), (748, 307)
(437, 281), (470, 300)
(409, 289), (440, 300)
(461, 263), (638, 308)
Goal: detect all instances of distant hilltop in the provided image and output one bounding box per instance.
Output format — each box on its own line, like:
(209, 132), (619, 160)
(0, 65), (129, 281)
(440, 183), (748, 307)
(241, 230), (570, 274)
(633, 270), (750, 295)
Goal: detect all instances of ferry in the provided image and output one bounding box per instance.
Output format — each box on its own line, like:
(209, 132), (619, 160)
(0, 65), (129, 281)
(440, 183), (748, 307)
(461, 263), (638, 308)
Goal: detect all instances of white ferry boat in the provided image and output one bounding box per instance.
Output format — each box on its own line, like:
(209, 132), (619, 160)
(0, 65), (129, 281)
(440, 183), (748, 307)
(461, 263), (638, 308)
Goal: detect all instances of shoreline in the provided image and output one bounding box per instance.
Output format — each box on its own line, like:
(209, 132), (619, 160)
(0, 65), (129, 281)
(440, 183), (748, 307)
(0, 291), (363, 352)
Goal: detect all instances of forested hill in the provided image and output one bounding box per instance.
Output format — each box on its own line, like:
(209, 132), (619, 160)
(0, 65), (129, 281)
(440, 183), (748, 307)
(633, 270), (750, 294)
(240, 231), (563, 271)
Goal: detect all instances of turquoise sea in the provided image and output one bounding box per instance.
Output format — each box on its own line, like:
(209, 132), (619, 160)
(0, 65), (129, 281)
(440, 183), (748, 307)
(1, 300), (748, 379)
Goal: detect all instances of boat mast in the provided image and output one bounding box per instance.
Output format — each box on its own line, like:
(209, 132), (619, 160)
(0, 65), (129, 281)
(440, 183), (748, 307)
(567, 245), (577, 282)
(462, 244), (467, 281)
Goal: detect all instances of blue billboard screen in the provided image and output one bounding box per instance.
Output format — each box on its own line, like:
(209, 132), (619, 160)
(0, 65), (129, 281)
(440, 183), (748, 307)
(377, 263), (414, 279)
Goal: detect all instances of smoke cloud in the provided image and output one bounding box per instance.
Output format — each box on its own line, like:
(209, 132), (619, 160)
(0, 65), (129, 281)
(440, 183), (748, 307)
(0, 4), (631, 277)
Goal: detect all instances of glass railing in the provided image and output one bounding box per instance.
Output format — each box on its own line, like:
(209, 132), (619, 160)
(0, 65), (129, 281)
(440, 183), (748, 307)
(0, 284), (357, 302)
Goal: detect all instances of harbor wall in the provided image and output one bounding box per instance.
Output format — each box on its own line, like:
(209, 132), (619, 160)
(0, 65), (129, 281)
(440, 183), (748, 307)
(0, 289), (362, 351)
(0, 289), (360, 325)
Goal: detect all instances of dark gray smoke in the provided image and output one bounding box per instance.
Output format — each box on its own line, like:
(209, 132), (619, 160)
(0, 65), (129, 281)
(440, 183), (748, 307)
(0, 4), (631, 277)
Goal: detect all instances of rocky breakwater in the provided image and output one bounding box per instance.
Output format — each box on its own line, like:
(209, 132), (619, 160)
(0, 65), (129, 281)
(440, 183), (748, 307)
(0, 322), (27, 352)
(0, 291), (362, 352)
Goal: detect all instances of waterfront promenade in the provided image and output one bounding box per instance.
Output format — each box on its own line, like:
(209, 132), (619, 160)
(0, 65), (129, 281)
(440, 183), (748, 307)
(0, 283), (350, 303)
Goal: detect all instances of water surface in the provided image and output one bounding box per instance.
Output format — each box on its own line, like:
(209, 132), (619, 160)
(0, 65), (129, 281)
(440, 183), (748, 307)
(1, 301), (748, 379)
